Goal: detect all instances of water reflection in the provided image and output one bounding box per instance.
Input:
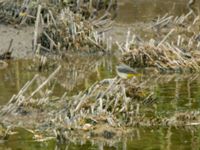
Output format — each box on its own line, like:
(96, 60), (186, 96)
(1, 59), (200, 149)
(0, 60), (35, 105)
(141, 74), (200, 116)
(57, 55), (117, 94)
(0, 55), (117, 105)
(1, 127), (200, 150)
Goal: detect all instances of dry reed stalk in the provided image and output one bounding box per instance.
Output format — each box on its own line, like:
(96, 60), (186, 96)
(33, 5), (42, 51)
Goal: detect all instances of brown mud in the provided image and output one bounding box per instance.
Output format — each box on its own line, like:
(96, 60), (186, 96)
(0, 24), (34, 58)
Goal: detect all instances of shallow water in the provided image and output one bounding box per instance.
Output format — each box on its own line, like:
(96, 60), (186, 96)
(0, 55), (117, 105)
(1, 0), (200, 149)
(1, 126), (200, 150)
(1, 60), (200, 149)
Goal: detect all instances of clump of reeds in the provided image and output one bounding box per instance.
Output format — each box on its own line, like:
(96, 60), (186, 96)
(120, 12), (200, 73)
(0, 0), (117, 24)
(121, 42), (200, 73)
(0, 0), (69, 24)
(2, 68), (200, 142)
(0, 0), (115, 55)
(0, 0), (40, 24)
(38, 7), (112, 54)
(0, 68), (153, 138)
(58, 77), (151, 126)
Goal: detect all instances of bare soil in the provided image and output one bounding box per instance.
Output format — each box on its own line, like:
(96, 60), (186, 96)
(0, 24), (34, 59)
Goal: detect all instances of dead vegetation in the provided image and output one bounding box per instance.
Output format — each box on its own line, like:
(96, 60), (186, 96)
(1, 0), (200, 145)
(38, 7), (113, 54)
(1, 65), (200, 142)
(120, 11), (200, 73)
(0, 0), (116, 55)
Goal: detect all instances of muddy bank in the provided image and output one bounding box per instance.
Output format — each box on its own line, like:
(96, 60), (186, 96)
(0, 24), (34, 58)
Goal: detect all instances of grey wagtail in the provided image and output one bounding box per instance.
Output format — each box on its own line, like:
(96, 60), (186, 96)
(116, 64), (141, 79)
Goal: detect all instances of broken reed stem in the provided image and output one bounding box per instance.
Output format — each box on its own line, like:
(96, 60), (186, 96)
(48, 10), (57, 27)
(7, 39), (13, 52)
(33, 5), (42, 52)
(0, 74), (39, 115)
(87, 37), (105, 51)
(16, 74), (39, 99)
(99, 77), (120, 99)
(157, 29), (175, 47)
(43, 31), (58, 49)
(28, 65), (61, 99)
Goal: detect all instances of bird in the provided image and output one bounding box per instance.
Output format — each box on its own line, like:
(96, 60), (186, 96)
(116, 64), (141, 79)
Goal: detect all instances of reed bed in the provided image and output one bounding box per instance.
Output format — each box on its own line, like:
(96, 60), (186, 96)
(0, 66), (151, 140)
(1, 67), (200, 142)
(38, 7), (113, 54)
(0, 0), (40, 24)
(120, 12), (200, 73)
(0, 0), (117, 25)
(0, 0), (116, 54)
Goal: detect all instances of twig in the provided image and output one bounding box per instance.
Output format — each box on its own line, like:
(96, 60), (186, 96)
(7, 39), (13, 52)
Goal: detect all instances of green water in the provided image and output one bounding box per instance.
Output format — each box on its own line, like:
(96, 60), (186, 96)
(0, 55), (117, 105)
(1, 59), (200, 149)
(1, 126), (200, 149)
(1, 0), (200, 149)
